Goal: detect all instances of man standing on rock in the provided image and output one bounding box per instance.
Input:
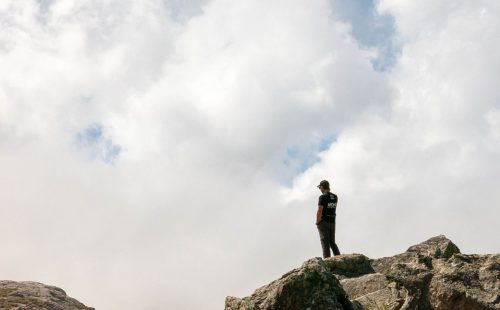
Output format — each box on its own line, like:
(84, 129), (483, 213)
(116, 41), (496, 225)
(316, 180), (341, 258)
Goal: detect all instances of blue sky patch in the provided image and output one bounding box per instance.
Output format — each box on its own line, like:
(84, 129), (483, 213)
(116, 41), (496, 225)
(329, 0), (400, 71)
(318, 134), (337, 152)
(282, 134), (338, 186)
(78, 124), (103, 145)
(162, 0), (209, 22)
(76, 123), (122, 164)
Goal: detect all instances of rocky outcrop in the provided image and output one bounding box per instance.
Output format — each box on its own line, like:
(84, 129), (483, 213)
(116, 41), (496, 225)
(225, 257), (353, 310)
(225, 235), (500, 310)
(0, 280), (94, 310)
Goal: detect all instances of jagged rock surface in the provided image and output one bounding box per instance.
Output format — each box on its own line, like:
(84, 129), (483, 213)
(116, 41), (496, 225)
(225, 235), (500, 310)
(225, 257), (352, 310)
(0, 280), (94, 310)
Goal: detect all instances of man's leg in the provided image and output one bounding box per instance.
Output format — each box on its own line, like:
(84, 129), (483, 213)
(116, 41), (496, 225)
(328, 222), (341, 256)
(316, 221), (331, 258)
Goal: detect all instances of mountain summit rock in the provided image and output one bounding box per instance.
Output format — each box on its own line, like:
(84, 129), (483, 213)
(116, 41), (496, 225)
(225, 235), (500, 310)
(0, 280), (93, 309)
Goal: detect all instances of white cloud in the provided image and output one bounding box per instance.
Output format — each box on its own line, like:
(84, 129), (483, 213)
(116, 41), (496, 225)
(1, 0), (499, 309)
(287, 0), (500, 258)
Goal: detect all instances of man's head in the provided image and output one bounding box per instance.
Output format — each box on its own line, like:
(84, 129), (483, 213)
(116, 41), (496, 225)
(317, 180), (330, 193)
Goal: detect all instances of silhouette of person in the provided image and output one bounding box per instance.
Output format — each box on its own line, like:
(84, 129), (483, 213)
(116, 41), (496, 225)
(315, 180), (340, 258)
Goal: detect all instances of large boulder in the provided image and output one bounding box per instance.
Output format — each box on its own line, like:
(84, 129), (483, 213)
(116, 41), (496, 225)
(226, 235), (500, 310)
(0, 280), (94, 310)
(323, 254), (375, 279)
(351, 235), (499, 310)
(340, 273), (409, 310)
(428, 253), (500, 310)
(225, 257), (352, 310)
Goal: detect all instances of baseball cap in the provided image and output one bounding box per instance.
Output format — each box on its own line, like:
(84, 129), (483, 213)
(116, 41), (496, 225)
(317, 180), (329, 188)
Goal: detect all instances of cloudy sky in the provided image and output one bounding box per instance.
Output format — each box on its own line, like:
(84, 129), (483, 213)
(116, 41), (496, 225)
(1, 0), (499, 309)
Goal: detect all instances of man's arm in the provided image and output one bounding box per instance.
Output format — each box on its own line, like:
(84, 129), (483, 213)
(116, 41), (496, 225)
(316, 205), (323, 224)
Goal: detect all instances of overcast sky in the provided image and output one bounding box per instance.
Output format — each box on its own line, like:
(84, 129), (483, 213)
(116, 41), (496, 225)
(1, 0), (499, 309)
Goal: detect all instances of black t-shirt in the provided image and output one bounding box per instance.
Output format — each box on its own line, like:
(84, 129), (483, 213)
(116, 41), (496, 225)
(318, 192), (338, 223)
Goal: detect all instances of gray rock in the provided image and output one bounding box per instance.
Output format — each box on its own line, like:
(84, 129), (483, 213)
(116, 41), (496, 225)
(340, 273), (390, 299)
(428, 253), (500, 310)
(224, 257), (352, 310)
(355, 235), (499, 310)
(324, 254), (375, 280)
(0, 280), (93, 310)
(226, 235), (500, 310)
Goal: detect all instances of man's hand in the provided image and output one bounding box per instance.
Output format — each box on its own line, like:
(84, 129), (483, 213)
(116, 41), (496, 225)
(316, 205), (323, 225)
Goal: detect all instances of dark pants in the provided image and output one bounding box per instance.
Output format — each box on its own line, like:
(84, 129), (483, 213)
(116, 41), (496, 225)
(316, 220), (340, 258)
